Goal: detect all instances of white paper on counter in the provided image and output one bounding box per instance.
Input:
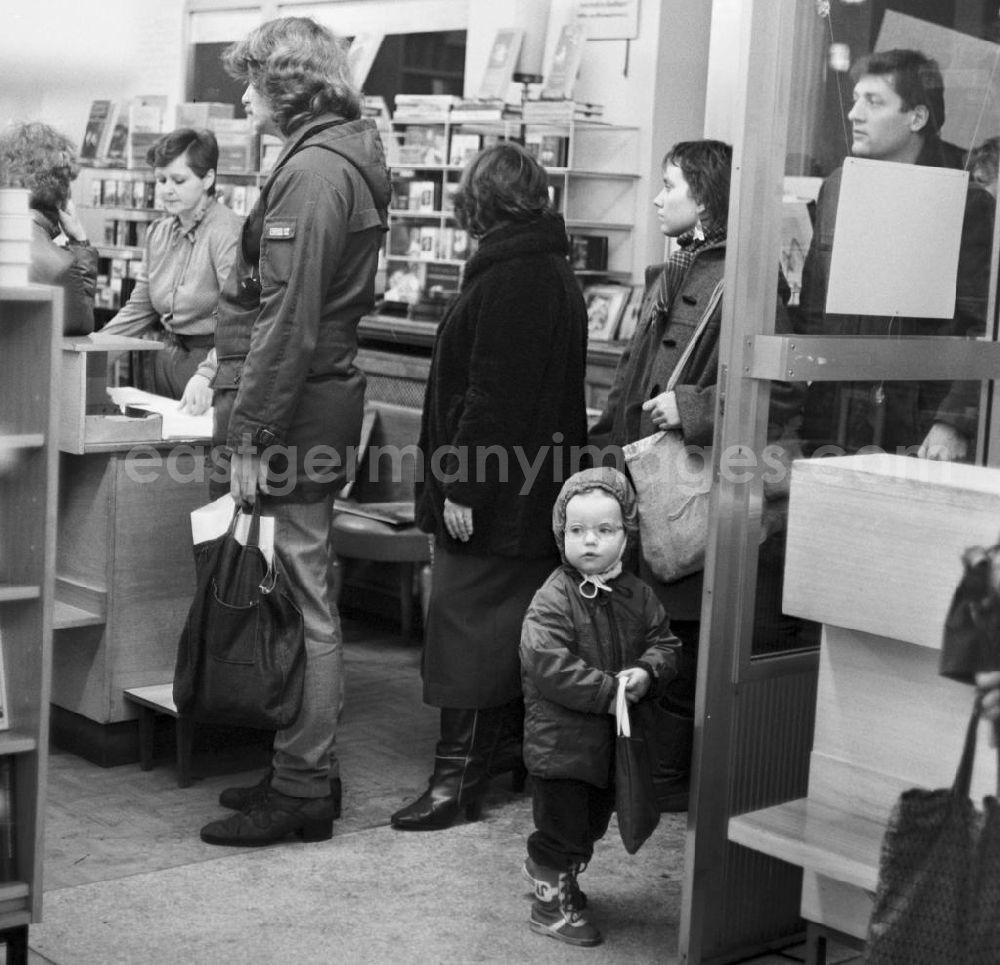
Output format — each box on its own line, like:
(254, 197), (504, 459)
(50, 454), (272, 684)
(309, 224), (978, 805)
(107, 386), (213, 440)
(190, 494), (274, 566)
(826, 157), (967, 319)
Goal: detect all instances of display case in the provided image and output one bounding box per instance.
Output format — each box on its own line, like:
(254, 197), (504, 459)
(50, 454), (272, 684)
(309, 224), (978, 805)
(381, 117), (641, 308)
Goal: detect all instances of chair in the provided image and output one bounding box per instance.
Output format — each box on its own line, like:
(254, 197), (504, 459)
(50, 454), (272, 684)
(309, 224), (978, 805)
(329, 402), (431, 641)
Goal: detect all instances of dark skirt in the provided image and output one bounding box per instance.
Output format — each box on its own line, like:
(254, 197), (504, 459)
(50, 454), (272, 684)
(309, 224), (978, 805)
(422, 543), (556, 709)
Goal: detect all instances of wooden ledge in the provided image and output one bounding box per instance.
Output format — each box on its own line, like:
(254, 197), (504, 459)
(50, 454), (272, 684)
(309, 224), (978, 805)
(53, 577), (107, 630)
(728, 798), (882, 893)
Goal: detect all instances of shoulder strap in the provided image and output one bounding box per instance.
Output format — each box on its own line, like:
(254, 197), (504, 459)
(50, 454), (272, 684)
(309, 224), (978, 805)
(666, 278), (725, 392)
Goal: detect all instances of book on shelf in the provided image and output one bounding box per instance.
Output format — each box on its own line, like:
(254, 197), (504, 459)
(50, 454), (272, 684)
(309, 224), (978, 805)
(384, 262), (426, 305)
(395, 176), (438, 212)
(478, 27), (524, 101)
(127, 132), (161, 170)
(616, 283), (645, 341)
(583, 283), (631, 341)
(129, 95), (167, 137)
(449, 99), (509, 123)
(80, 99), (113, 161)
(216, 132), (260, 174)
(424, 262), (462, 297)
(569, 233), (609, 272)
(103, 102), (131, 165)
(396, 125), (448, 165)
(540, 20), (588, 101)
(522, 99), (604, 124)
(175, 101), (234, 129)
(388, 223), (421, 258)
(448, 132), (482, 167)
(0, 756), (14, 882)
(524, 133), (569, 167)
(259, 136), (282, 175)
(362, 96), (392, 129)
(392, 94), (460, 120)
(209, 118), (254, 136)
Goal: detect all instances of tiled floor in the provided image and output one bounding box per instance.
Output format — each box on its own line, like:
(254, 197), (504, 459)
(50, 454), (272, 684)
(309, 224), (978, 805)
(23, 611), (862, 964)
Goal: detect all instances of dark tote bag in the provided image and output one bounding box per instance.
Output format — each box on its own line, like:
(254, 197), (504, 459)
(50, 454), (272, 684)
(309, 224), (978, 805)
(614, 681), (660, 855)
(173, 503), (305, 730)
(864, 699), (1000, 965)
(939, 540), (1000, 684)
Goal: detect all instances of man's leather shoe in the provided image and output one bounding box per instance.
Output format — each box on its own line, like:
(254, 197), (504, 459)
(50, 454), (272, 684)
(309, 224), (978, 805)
(200, 789), (337, 847)
(219, 769), (342, 817)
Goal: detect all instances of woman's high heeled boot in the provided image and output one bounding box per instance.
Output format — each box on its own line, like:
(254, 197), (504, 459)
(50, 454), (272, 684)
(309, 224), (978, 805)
(390, 707), (502, 831)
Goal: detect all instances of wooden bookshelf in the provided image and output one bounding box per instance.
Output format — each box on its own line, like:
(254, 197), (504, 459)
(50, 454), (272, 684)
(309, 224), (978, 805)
(0, 284), (61, 937)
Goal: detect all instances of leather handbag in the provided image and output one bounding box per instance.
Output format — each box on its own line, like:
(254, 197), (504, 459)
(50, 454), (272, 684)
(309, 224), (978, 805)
(173, 503), (306, 730)
(939, 539), (1000, 684)
(864, 698), (1000, 964)
(623, 280), (723, 584)
(614, 681), (660, 855)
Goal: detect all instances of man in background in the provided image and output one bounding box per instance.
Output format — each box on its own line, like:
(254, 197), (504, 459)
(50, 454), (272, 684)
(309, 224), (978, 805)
(795, 48), (994, 461)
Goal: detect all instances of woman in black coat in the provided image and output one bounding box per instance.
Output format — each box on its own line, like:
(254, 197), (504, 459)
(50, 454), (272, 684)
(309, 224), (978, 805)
(391, 143), (589, 831)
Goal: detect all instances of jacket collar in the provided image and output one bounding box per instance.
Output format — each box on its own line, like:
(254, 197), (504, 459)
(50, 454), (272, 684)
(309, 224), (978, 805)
(462, 212), (570, 285)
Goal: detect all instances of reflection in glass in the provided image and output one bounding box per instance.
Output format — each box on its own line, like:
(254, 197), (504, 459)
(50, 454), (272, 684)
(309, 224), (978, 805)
(753, 2), (998, 657)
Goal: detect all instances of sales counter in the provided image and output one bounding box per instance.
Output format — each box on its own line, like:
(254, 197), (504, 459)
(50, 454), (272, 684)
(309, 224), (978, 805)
(52, 336), (209, 765)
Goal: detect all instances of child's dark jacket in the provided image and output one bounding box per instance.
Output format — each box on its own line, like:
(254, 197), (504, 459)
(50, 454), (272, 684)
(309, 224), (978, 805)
(520, 566), (679, 788)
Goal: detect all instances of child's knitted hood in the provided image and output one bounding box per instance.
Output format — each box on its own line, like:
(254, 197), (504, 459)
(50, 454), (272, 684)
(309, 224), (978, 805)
(551, 466), (639, 562)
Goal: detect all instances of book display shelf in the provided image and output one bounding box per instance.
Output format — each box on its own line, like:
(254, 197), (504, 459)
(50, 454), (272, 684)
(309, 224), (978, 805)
(0, 285), (61, 954)
(382, 117), (641, 307)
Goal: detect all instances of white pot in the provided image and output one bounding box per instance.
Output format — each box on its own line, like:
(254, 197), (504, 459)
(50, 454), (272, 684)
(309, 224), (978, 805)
(0, 215), (32, 240)
(0, 189), (33, 287)
(0, 187), (30, 217)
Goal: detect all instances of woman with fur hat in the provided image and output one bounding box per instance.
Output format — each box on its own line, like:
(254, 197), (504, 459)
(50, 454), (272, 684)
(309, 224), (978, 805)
(519, 467), (680, 947)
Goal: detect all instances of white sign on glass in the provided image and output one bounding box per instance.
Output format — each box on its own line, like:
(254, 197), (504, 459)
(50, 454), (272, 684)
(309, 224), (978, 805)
(826, 157), (968, 319)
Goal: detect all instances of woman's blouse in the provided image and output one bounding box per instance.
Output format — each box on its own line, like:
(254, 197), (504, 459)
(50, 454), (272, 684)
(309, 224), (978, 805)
(99, 197), (243, 339)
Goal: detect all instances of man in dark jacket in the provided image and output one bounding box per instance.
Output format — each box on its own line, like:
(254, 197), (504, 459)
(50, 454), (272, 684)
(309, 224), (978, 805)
(199, 16), (390, 848)
(795, 48), (994, 461)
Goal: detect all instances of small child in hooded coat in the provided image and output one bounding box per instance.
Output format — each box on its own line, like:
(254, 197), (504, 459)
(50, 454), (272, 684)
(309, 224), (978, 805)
(519, 467), (680, 947)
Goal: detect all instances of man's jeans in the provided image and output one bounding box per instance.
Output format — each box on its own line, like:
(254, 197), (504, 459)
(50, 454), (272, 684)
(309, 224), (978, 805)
(270, 497), (343, 799)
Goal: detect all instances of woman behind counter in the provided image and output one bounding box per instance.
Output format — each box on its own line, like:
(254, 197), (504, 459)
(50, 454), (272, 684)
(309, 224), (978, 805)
(0, 121), (98, 335)
(94, 128), (242, 411)
(390, 142), (589, 832)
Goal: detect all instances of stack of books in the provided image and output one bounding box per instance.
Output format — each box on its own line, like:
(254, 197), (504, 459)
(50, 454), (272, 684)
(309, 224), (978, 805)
(392, 94), (461, 121)
(449, 99), (518, 123)
(522, 100), (605, 124)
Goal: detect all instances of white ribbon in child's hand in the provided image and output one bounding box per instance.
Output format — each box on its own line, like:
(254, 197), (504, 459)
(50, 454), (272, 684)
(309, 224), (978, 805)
(615, 680), (631, 737)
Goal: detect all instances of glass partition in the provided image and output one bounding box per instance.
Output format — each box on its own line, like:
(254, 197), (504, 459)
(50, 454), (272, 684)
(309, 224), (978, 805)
(750, 0), (999, 659)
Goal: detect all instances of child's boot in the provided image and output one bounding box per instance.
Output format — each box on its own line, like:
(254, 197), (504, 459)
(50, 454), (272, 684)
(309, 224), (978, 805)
(523, 856), (588, 908)
(527, 863), (602, 947)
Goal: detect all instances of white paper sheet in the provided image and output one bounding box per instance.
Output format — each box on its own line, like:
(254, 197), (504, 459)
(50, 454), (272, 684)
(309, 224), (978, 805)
(190, 494), (274, 566)
(107, 386), (213, 440)
(826, 157), (968, 319)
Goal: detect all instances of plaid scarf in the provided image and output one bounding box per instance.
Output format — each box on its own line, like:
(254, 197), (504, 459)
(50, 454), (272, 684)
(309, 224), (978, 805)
(652, 223), (728, 317)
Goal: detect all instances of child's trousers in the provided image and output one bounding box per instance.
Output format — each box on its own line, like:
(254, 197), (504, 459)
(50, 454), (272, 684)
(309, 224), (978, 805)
(527, 776), (616, 870)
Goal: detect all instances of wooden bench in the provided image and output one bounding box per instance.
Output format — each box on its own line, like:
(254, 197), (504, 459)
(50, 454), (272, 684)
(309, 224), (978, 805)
(123, 684), (194, 788)
(727, 455), (1000, 964)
